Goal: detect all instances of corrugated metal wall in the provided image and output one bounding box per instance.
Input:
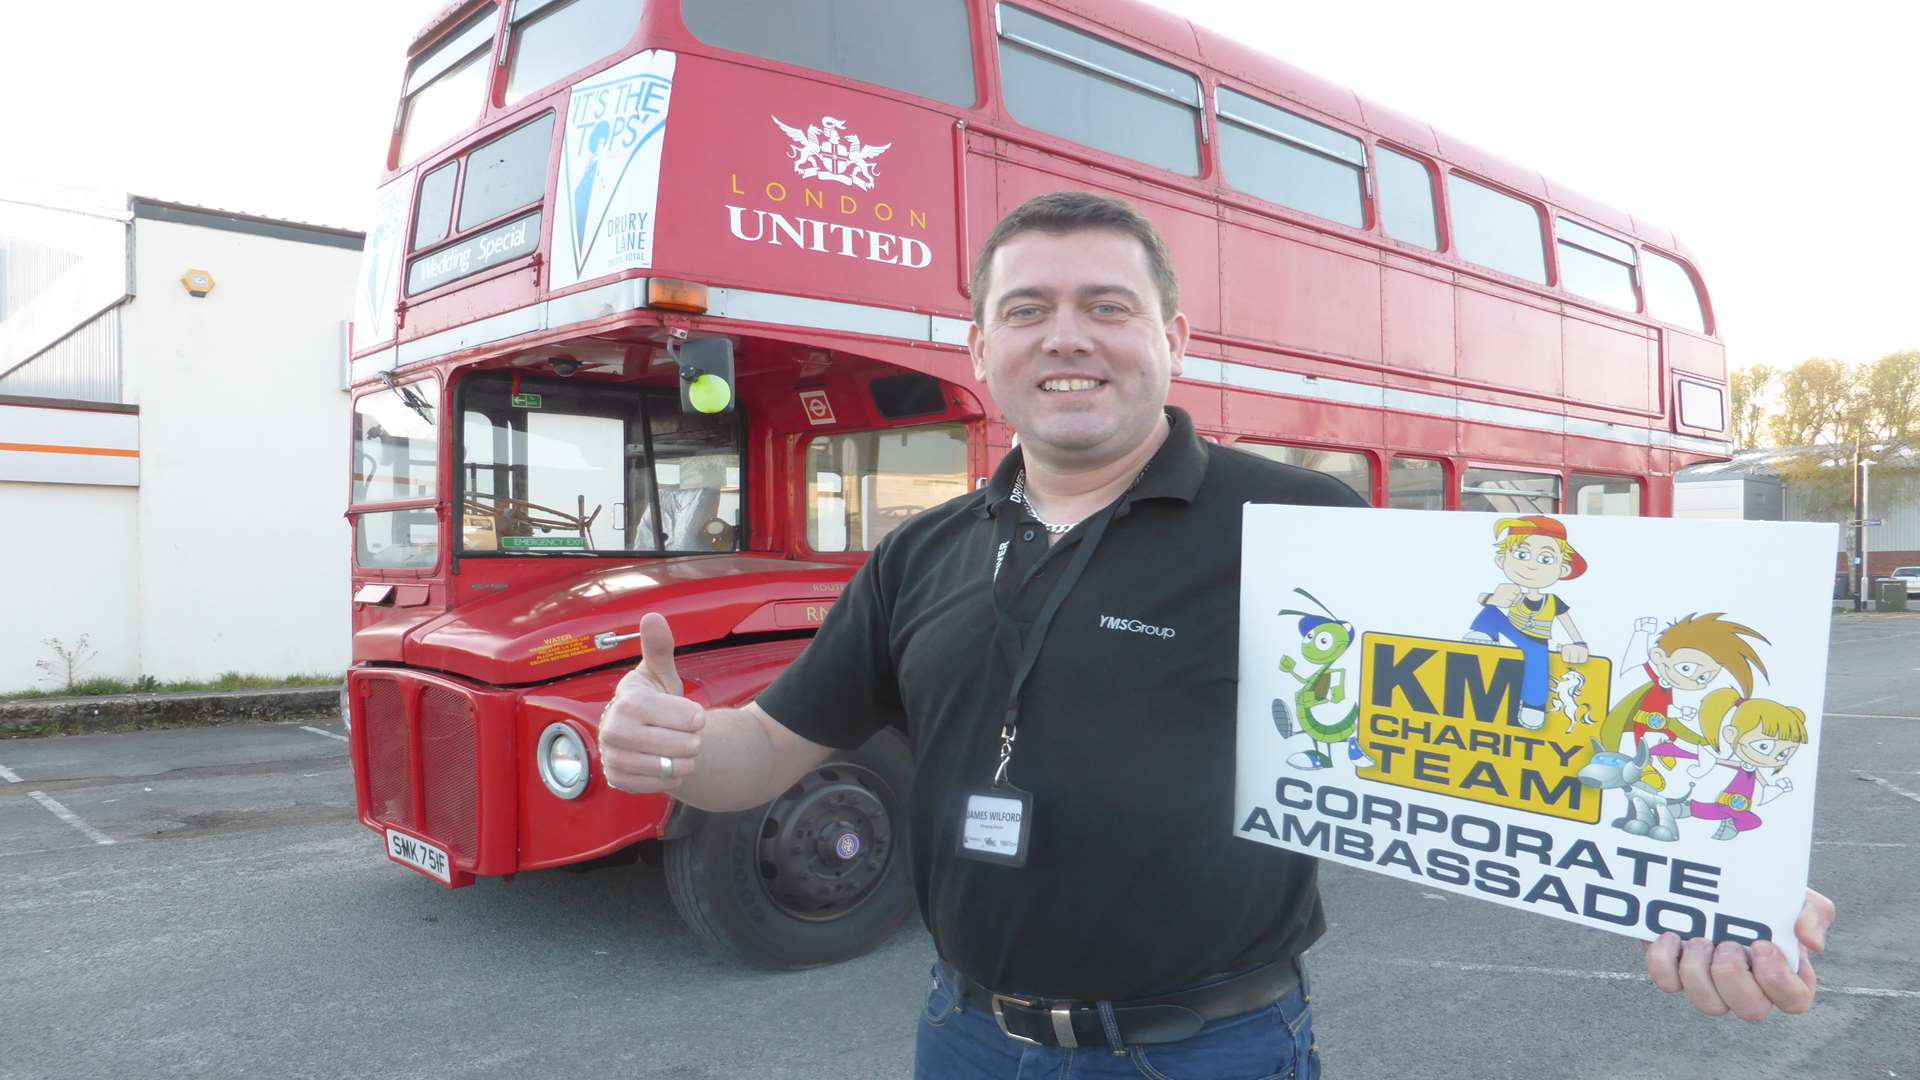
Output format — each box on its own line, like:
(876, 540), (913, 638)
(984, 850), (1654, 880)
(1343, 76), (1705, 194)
(1785, 470), (1920, 553)
(0, 305), (122, 402)
(1, 236), (83, 320)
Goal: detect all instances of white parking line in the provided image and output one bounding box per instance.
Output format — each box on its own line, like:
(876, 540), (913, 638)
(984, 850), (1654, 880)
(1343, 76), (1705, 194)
(1856, 773), (1920, 808)
(1814, 841), (1909, 848)
(1826, 712), (1920, 721)
(1385, 959), (1920, 999)
(26, 791), (116, 846)
(0, 762), (21, 784)
(300, 726), (348, 743)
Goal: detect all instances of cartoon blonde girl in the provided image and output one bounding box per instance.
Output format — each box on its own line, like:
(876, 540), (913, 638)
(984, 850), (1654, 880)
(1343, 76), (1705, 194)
(1681, 689), (1808, 841)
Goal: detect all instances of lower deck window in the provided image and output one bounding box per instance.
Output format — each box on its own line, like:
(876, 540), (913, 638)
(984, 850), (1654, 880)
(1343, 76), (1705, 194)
(1570, 473), (1642, 516)
(1461, 467), (1560, 514)
(806, 424), (969, 552)
(1236, 443), (1372, 502)
(1389, 456), (1446, 510)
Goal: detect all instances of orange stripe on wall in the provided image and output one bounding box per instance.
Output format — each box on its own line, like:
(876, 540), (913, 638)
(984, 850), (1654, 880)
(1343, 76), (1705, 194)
(0, 442), (140, 458)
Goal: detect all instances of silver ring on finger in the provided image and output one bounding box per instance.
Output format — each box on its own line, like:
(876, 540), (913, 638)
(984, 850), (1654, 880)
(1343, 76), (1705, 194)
(659, 755), (675, 780)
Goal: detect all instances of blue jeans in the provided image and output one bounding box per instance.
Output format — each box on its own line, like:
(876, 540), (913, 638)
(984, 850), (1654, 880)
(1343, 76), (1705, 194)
(1469, 604), (1550, 711)
(914, 962), (1320, 1080)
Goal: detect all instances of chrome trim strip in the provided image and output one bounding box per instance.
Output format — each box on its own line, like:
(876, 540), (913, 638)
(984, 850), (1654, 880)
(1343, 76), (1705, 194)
(1185, 357), (1723, 455)
(352, 277), (1726, 459)
(547, 278), (649, 328)
(930, 315), (973, 348)
(708, 287), (933, 342)
(396, 302), (546, 368)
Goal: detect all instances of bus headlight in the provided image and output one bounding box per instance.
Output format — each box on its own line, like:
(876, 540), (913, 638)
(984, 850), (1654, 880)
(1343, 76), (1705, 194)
(537, 723), (590, 799)
(340, 686), (352, 735)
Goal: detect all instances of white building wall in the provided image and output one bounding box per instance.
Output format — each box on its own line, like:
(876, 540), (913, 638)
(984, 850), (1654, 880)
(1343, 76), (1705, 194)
(1672, 478), (1745, 520)
(0, 481), (140, 692)
(121, 217), (358, 681)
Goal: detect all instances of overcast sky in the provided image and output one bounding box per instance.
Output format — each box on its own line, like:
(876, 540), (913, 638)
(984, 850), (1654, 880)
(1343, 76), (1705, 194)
(3, 0), (1913, 371)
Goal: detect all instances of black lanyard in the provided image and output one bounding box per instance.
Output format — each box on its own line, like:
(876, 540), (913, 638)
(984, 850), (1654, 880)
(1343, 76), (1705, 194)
(985, 489), (1125, 787)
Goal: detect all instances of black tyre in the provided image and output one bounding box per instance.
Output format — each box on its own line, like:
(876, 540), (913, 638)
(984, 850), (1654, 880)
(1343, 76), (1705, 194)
(663, 728), (914, 968)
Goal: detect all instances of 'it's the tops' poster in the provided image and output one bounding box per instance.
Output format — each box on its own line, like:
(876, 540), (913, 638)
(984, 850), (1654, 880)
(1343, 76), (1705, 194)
(1235, 507), (1836, 964)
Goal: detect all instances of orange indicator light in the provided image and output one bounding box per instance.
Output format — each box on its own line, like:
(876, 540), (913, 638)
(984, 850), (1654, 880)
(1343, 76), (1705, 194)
(647, 278), (709, 314)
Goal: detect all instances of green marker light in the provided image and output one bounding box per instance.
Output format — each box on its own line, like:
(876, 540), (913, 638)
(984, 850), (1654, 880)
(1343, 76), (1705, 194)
(688, 373), (732, 414)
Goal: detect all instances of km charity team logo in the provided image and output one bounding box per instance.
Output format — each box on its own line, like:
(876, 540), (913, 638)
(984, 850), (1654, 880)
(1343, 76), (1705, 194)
(771, 115), (891, 191)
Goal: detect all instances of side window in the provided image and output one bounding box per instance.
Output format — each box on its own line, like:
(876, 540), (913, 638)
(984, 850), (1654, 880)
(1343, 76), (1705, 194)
(1569, 473), (1642, 516)
(1460, 467), (1559, 514)
(1236, 443), (1373, 502)
(1375, 147), (1438, 250)
(413, 161), (459, 252)
(352, 379), (440, 503)
(997, 5), (1201, 176)
(1677, 380), (1725, 431)
(457, 113), (556, 231)
(806, 424), (970, 552)
(1215, 89), (1365, 228)
(1555, 219), (1637, 312)
(1642, 249), (1708, 333)
(1388, 455), (1446, 510)
(505, 0), (644, 104)
(398, 6), (497, 166)
(681, 0), (975, 107)
(1446, 175), (1547, 284)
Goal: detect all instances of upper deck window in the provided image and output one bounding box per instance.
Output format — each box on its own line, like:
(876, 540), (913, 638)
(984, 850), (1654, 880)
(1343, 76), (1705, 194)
(457, 113), (556, 231)
(997, 5), (1201, 176)
(398, 7), (498, 166)
(1446, 175), (1547, 285)
(1375, 147), (1438, 251)
(1554, 218), (1637, 312)
(505, 0), (645, 104)
(413, 161), (459, 252)
(1642, 249), (1708, 333)
(682, 0), (975, 107)
(1216, 89), (1365, 228)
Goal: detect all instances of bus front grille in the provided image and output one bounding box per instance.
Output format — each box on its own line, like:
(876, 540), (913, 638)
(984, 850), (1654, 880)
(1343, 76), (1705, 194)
(358, 674), (480, 863)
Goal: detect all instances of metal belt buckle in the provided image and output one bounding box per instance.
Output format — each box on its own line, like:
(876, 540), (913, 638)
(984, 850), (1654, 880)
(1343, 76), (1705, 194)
(990, 993), (1079, 1048)
(991, 993), (1043, 1046)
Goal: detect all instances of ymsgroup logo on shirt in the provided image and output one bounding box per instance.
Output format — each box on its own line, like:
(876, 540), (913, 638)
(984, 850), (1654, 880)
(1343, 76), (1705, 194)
(1097, 614), (1176, 639)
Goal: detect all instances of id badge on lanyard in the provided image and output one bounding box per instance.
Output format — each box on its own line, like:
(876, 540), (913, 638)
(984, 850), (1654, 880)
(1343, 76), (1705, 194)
(955, 495), (1119, 869)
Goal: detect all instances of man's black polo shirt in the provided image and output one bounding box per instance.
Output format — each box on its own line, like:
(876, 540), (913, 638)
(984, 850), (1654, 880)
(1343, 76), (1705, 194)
(759, 407), (1366, 999)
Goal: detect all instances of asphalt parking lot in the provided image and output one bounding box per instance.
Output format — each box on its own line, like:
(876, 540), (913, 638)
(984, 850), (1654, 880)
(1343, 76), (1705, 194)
(1, 613), (1916, 1080)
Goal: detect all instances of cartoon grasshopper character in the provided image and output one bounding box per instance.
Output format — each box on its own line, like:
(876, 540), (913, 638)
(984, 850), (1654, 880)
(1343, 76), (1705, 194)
(1272, 589), (1375, 771)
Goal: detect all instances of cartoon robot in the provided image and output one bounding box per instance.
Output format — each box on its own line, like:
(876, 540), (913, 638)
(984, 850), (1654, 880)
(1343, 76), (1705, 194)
(1575, 738), (1689, 842)
(1272, 589), (1375, 771)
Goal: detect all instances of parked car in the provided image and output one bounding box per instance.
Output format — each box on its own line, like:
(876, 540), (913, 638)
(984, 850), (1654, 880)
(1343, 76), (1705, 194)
(1893, 566), (1920, 598)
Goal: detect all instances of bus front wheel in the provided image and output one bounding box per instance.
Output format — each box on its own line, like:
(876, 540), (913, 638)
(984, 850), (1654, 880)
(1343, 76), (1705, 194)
(662, 728), (914, 968)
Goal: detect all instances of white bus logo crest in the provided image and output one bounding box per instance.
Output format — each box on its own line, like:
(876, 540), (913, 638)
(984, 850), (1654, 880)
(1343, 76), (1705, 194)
(771, 115), (891, 191)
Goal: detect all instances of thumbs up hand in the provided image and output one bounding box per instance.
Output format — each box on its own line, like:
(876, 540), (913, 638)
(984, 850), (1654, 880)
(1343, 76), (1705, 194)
(599, 612), (706, 793)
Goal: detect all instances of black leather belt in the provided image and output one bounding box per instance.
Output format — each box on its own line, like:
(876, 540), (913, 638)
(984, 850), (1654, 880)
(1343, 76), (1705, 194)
(947, 957), (1304, 1048)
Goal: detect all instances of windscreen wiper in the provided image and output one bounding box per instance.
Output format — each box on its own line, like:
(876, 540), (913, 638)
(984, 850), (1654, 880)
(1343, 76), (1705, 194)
(379, 370), (435, 425)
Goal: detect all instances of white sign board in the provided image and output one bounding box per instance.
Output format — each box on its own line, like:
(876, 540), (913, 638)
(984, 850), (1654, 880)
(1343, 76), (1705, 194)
(1235, 507), (1835, 964)
(550, 50), (677, 290)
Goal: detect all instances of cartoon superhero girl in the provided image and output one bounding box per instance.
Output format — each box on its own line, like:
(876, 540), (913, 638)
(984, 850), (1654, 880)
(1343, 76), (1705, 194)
(1678, 690), (1808, 841)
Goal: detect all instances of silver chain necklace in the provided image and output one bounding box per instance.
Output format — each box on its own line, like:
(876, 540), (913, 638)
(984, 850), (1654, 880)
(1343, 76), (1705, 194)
(1010, 465), (1150, 535)
(1010, 470), (1078, 534)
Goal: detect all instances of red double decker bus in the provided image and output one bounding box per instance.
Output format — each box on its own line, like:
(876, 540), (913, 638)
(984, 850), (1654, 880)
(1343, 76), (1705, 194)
(344, 0), (1731, 966)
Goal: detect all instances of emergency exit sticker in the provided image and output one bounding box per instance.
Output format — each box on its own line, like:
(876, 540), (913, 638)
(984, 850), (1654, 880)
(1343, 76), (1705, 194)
(798, 388), (836, 426)
(512, 393), (543, 408)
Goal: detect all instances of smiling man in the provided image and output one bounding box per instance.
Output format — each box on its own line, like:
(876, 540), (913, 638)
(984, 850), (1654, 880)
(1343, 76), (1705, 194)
(598, 191), (1835, 1077)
